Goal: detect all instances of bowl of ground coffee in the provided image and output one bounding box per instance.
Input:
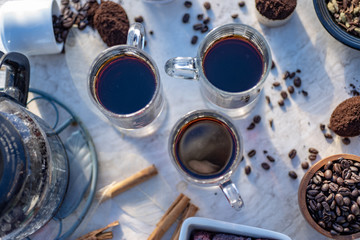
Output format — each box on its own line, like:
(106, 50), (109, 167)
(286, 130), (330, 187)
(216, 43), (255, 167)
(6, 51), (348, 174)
(255, 0), (297, 27)
(298, 154), (360, 239)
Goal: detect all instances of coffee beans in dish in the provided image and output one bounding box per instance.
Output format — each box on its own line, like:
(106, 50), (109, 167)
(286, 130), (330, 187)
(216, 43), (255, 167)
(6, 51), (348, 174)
(305, 157), (360, 236)
(191, 230), (273, 240)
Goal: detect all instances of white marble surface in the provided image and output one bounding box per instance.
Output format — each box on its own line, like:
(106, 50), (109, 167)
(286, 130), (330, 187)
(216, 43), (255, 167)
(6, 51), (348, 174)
(1, 0), (360, 239)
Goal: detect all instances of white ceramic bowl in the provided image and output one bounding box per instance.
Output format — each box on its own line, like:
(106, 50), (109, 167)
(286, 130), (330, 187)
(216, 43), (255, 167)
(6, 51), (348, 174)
(179, 217), (292, 240)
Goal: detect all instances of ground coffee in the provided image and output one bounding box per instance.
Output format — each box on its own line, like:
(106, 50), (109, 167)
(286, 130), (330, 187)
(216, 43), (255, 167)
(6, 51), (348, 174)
(255, 0), (297, 20)
(329, 96), (360, 137)
(94, 1), (129, 47)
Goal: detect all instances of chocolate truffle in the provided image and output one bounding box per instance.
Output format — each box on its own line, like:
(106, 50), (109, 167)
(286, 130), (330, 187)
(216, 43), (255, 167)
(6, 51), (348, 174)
(329, 96), (360, 137)
(255, 0), (297, 27)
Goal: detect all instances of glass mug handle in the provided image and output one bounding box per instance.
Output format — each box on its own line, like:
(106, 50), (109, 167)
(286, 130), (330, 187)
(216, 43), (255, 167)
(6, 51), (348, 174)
(219, 179), (244, 211)
(165, 57), (199, 80)
(127, 23), (146, 50)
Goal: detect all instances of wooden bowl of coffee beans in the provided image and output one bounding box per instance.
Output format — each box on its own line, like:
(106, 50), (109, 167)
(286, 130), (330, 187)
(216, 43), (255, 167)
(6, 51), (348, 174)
(298, 154), (360, 239)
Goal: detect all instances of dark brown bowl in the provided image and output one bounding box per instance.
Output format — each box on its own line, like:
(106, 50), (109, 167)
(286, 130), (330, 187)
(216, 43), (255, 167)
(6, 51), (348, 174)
(298, 154), (360, 240)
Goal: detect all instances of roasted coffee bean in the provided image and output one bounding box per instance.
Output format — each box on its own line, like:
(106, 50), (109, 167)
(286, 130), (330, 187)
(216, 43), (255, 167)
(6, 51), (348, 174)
(333, 223), (344, 233)
(134, 16), (144, 23)
(62, 16), (74, 28)
(61, 30), (69, 40)
(289, 72), (296, 78)
(271, 61), (276, 69)
(324, 133), (333, 139)
(316, 170), (324, 178)
(339, 187), (351, 196)
(197, 14), (204, 20)
(352, 189), (359, 198)
(333, 163), (342, 174)
(324, 161), (333, 170)
(182, 13), (190, 23)
(253, 115), (261, 124)
(289, 171), (297, 179)
(345, 179), (356, 185)
(266, 155), (275, 162)
(341, 205), (350, 212)
(278, 99), (284, 106)
(322, 201), (330, 212)
(247, 122), (255, 130)
(352, 203), (360, 215)
(309, 154), (317, 161)
(201, 25), (209, 33)
(351, 166), (358, 173)
(193, 23), (203, 30)
(341, 159), (351, 169)
(321, 183), (329, 192)
(318, 220), (326, 228)
(336, 206), (342, 216)
(74, 2), (82, 11)
(302, 90), (308, 97)
(342, 138), (351, 145)
(326, 193), (335, 203)
(78, 20), (87, 30)
(203, 17), (210, 24)
(248, 149), (256, 158)
(347, 214), (356, 222)
(335, 194), (344, 206)
(336, 216), (346, 224)
(283, 71), (290, 80)
(265, 95), (271, 104)
(315, 192), (325, 202)
(231, 14), (239, 19)
(308, 189), (319, 196)
(272, 81), (280, 87)
(203, 1), (211, 10)
(287, 85), (294, 94)
(301, 161), (309, 169)
(330, 200), (336, 210)
(330, 182), (339, 192)
(288, 149), (297, 159)
(149, 30), (154, 35)
(307, 194), (315, 200)
(184, 1), (192, 8)
(343, 169), (352, 179)
(269, 119), (273, 128)
(71, 0), (79, 3)
(280, 91), (288, 99)
(309, 148), (319, 154)
(320, 124), (326, 131)
(310, 200), (317, 211)
(245, 165), (251, 175)
(191, 36), (198, 44)
(325, 169), (333, 180)
(293, 76), (302, 87)
(330, 229), (339, 235)
(313, 175), (322, 185)
(261, 162), (270, 170)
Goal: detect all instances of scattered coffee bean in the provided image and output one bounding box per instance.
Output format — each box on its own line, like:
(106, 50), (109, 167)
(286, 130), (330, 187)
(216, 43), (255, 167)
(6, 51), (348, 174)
(193, 23), (203, 30)
(263, 150), (268, 154)
(203, 17), (210, 24)
(253, 115), (261, 124)
(302, 90), (308, 97)
(261, 162), (270, 170)
(203, 1), (211, 10)
(78, 20), (87, 30)
(269, 119), (273, 128)
(191, 35), (198, 45)
(278, 99), (284, 106)
(245, 165), (251, 175)
(239, 1), (245, 7)
(324, 133), (333, 139)
(247, 122), (256, 130)
(281, 91), (288, 99)
(289, 171), (297, 179)
(197, 14), (204, 20)
(294, 77), (302, 87)
(288, 85), (295, 94)
(201, 25), (209, 33)
(342, 138), (351, 145)
(272, 82), (281, 87)
(309, 154), (317, 161)
(184, 1), (192, 8)
(288, 149), (297, 159)
(266, 155), (275, 162)
(296, 69), (301, 73)
(309, 148), (319, 154)
(301, 161), (309, 169)
(149, 30), (154, 35)
(265, 95), (271, 104)
(231, 13), (239, 19)
(289, 72), (296, 78)
(248, 149), (256, 158)
(134, 16), (144, 23)
(320, 124), (326, 131)
(283, 71), (290, 80)
(182, 13), (190, 23)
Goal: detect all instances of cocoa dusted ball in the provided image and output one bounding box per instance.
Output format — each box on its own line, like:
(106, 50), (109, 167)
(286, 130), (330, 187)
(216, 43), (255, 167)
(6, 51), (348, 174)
(329, 96), (360, 137)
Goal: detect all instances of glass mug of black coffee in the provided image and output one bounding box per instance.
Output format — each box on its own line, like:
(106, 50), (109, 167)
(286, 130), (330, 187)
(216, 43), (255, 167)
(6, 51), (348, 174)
(169, 110), (244, 210)
(165, 23), (271, 117)
(88, 23), (165, 133)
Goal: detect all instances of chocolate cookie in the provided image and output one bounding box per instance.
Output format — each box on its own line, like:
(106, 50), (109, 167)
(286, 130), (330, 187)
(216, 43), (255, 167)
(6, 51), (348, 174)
(255, 0), (297, 20)
(329, 96), (360, 137)
(94, 1), (129, 47)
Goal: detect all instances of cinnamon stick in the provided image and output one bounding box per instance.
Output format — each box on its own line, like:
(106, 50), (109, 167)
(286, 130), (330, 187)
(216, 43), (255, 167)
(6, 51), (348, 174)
(170, 203), (199, 240)
(99, 164), (158, 202)
(76, 221), (119, 240)
(148, 194), (190, 240)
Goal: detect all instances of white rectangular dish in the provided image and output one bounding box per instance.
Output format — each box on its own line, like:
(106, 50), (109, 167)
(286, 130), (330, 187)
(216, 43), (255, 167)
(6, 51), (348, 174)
(179, 217), (292, 240)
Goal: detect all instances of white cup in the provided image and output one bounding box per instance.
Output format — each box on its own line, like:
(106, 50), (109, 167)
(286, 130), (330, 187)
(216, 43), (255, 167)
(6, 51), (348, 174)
(0, 0), (63, 56)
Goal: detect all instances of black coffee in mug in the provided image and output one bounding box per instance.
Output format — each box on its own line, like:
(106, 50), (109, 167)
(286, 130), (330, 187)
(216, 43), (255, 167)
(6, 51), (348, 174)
(173, 117), (237, 179)
(94, 54), (156, 114)
(202, 36), (264, 92)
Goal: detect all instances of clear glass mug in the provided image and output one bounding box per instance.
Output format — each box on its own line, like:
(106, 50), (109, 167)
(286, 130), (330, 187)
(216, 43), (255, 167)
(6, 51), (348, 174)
(88, 23), (165, 135)
(165, 23), (272, 118)
(169, 110), (244, 210)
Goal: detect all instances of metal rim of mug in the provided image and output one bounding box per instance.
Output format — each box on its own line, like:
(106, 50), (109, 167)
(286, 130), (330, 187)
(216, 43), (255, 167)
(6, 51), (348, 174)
(87, 45), (161, 120)
(196, 23), (272, 96)
(169, 109), (243, 186)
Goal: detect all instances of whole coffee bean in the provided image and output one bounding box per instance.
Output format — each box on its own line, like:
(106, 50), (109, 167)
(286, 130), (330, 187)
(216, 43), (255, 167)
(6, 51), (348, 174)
(308, 154), (317, 161)
(324, 169), (333, 180)
(351, 166), (358, 172)
(261, 162), (270, 170)
(248, 150), (256, 158)
(301, 161), (309, 169)
(266, 155), (275, 162)
(326, 193), (335, 203)
(347, 214), (356, 222)
(308, 189), (319, 196)
(203, 17), (210, 24)
(197, 14), (204, 20)
(335, 194), (344, 206)
(342, 138), (351, 145)
(352, 203), (360, 215)
(231, 13), (239, 19)
(324, 161), (333, 170)
(352, 189), (359, 198)
(184, 1), (192, 8)
(339, 187), (351, 196)
(289, 72), (296, 78)
(344, 197), (351, 206)
(247, 122), (255, 130)
(278, 99), (284, 106)
(333, 163), (342, 174)
(289, 171), (297, 179)
(294, 77), (302, 87)
(337, 177), (345, 186)
(330, 200), (336, 210)
(239, 1), (245, 7)
(333, 223), (344, 233)
(315, 192), (325, 202)
(61, 0), (70, 5)
(78, 20), (87, 30)
(330, 230), (339, 235)
(287, 85), (295, 94)
(244, 165), (251, 175)
(309, 148), (319, 154)
(193, 23), (203, 30)
(321, 183), (329, 192)
(201, 25), (209, 33)
(182, 13), (190, 23)
(191, 36), (198, 45)
(320, 124), (326, 131)
(203, 1), (211, 10)
(330, 182), (339, 192)
(280, 91), (288, 100)
(322, 201), (330, 211)
(253, 115), (261, 124)
(283, 71), (290, 80)
(134, 16), (144, 23)
(345, 179), (356, 185)
(324, 133), (333, 139)
(288, 149), (297, 159)
(62, 16), (74, 28)
(336, 216), (346, 224)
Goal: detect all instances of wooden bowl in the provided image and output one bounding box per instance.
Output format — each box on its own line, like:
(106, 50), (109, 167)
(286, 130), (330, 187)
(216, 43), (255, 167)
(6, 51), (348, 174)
(298, 154), (360, 240)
